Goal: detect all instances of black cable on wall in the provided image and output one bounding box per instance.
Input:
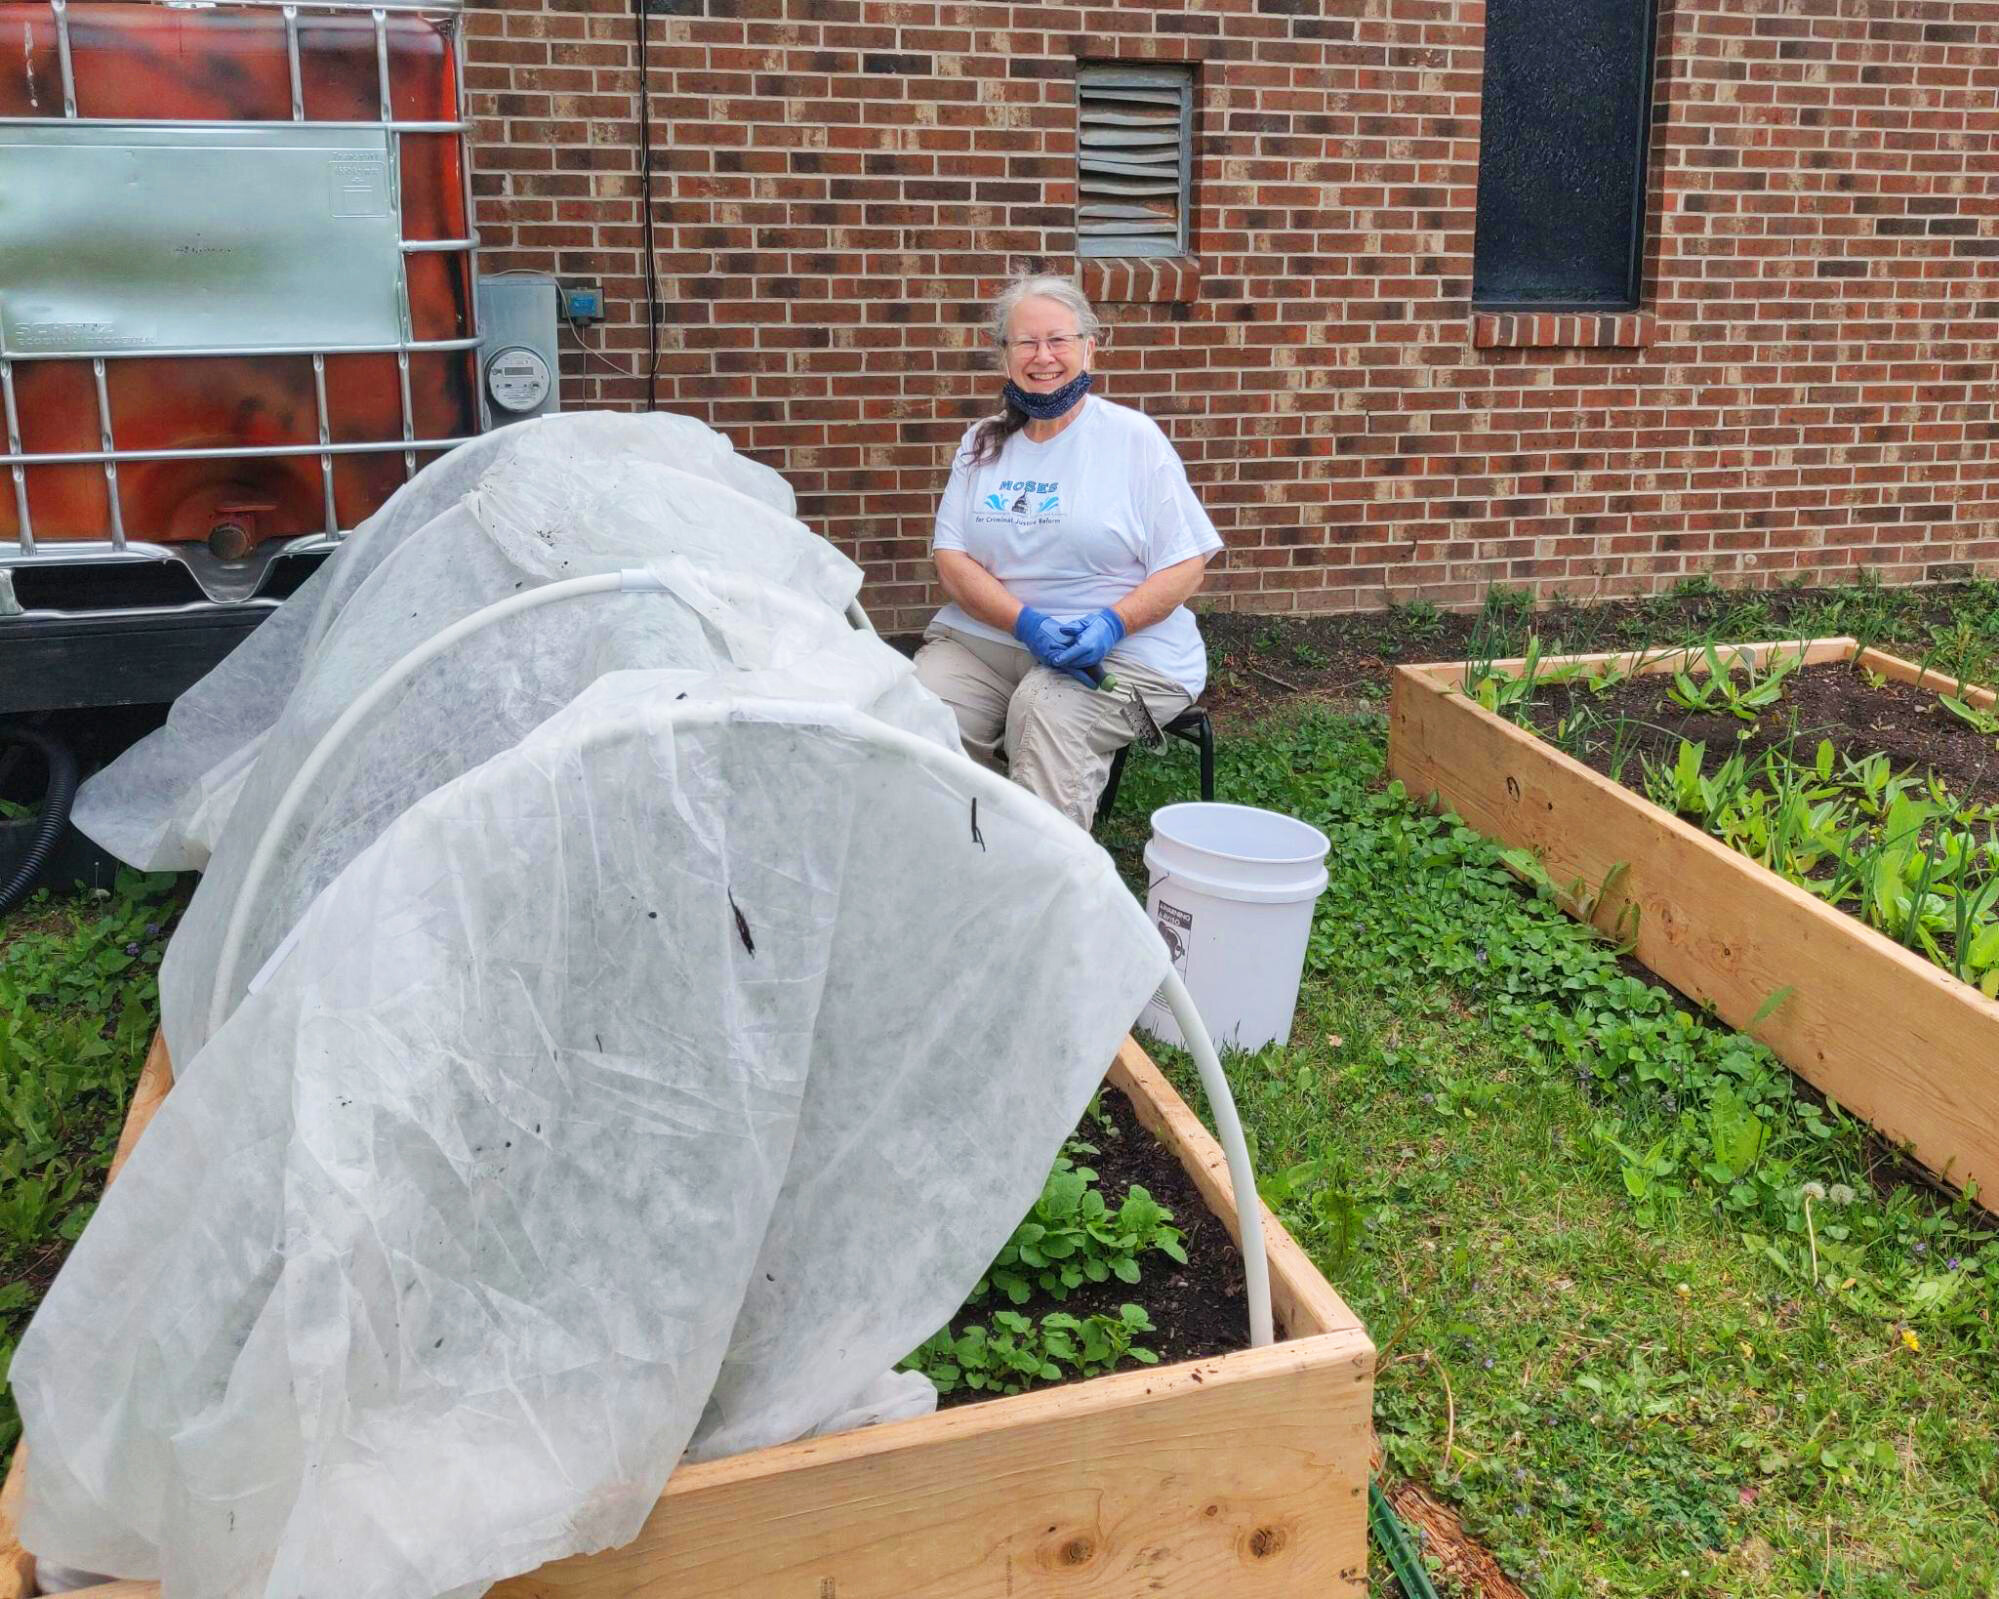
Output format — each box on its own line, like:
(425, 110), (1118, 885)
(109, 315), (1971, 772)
(633, 0), (662, 410)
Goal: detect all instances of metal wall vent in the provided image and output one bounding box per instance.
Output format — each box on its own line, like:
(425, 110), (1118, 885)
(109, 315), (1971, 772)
(1076, 65), (1193, 259)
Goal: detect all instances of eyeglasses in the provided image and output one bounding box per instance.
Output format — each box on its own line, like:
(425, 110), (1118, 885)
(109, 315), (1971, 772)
(1003, 334), (1084, 356)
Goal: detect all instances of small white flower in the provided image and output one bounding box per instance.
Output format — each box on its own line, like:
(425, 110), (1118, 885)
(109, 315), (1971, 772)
(1828, 1183), (1857, 1207)
(1802, 1180), (1827, 1202)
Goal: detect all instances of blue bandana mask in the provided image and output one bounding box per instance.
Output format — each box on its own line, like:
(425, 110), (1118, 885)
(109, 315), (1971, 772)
(1004, 371), (1092, 420)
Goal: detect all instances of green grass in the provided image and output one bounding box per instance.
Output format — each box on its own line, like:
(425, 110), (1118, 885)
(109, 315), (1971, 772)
(1102, 709), (1999, 1597)
(0, 870), (183, 1467)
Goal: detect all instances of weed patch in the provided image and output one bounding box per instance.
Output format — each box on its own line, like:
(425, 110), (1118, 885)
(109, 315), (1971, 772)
(0, 871), (185, 1466)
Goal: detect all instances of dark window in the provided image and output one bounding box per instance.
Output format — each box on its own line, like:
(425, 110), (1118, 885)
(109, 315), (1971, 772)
(1472, 0), (1660, 309)
(1075, 65), (1193, 259)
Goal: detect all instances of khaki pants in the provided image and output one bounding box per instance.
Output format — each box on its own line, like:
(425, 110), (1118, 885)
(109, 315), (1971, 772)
(913, 623), (1193, 829)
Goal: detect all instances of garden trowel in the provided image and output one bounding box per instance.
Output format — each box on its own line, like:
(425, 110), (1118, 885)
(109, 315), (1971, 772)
(1086, 664), (1164, 749)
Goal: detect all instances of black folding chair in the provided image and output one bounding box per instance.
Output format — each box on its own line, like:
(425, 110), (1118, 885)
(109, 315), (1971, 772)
(1097, 703), (1214, 819)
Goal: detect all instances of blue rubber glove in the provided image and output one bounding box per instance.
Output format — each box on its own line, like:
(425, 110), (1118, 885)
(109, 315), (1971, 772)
(1012, 605), (1074, 670)
(1049, 606), (1126, 672)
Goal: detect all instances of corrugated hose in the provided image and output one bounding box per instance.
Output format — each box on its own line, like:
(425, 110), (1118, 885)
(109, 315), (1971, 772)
(0, 725), (79, 916)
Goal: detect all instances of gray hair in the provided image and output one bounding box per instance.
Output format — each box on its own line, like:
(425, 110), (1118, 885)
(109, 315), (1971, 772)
(959, 274), (1104, 467)
(988, 273), (1102, 350)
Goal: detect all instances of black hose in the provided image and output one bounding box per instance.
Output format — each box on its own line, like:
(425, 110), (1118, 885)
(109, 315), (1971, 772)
(0, 725), (79, 915)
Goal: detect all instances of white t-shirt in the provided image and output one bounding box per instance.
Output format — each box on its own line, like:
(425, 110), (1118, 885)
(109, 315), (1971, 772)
(931, 396), (1224, 696)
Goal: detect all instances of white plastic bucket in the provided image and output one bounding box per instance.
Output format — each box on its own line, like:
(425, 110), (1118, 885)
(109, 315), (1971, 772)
(1138, 802), (1330, 1053)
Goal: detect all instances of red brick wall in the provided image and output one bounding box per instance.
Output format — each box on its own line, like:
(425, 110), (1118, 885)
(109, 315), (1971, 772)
(464, 0), (1999, 632)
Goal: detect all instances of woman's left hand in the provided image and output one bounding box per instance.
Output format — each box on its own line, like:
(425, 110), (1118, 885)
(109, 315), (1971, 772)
(1049, 607), (1126, 671)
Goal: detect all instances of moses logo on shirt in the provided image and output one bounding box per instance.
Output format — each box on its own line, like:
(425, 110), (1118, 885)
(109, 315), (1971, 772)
(986, 479), (1061, 518)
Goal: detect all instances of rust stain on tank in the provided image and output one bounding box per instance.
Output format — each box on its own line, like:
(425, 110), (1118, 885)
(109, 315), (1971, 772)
(0, 2), (479, 551)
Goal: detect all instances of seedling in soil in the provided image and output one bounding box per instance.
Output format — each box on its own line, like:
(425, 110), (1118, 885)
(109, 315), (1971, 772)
(904, 1304), (1160, 1396)
(1939, 694), (1999, 739)
(1641, 739), (1749, 825)
(1041, 1304), (1160, 1377)
(1636, 734), (1999, 998)
(973, 1162), (1184, 1306)
(1664, 644), (1801, 722)
(1460, 634), (1584, 722)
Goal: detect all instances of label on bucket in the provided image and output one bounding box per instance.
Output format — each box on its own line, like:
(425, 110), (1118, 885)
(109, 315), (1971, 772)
(1154, 900), (1192, 990)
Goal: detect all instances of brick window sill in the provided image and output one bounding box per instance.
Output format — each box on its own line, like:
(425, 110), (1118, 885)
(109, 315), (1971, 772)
(1082, 255), (1201, 306)
(1472, 310), (1655, 350)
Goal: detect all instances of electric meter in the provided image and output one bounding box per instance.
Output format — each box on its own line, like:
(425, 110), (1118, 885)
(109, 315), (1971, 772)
(485, 345), (552, 415)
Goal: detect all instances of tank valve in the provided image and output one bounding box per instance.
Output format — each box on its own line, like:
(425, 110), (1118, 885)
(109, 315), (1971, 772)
(207, 521), (253, 561)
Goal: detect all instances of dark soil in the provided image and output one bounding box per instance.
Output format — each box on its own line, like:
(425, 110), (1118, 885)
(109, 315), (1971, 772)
(1528, 659), (1999, 808)
(933, 1079), (1247, 1408)
(1189, 583), (1995, 727)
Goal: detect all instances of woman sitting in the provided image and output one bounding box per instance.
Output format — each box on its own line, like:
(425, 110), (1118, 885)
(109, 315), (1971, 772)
(913, 273), (1222, 829)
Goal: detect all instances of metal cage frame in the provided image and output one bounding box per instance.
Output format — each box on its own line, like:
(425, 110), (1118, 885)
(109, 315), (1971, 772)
(0, 0), (480, 608)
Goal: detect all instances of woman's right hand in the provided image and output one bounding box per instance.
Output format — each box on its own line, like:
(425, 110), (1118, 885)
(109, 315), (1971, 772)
(1048, 607), (1125, 671)
(1012, 606), (1076, 670)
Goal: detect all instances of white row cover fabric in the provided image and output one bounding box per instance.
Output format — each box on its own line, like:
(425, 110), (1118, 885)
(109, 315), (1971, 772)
(26, 414), (1171, 1599)
(72, 412), (809, 875)
(141, 439), (861, 1069)
(17, 690), (1164, 1599)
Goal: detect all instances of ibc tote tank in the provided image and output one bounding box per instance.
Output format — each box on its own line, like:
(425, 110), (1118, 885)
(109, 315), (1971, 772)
(0, 0), (482, 704)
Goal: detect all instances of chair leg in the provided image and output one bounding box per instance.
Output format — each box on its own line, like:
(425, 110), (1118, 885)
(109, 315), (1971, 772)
(1198, 717), (1215, 803)
(1098, 744), (1129, 820)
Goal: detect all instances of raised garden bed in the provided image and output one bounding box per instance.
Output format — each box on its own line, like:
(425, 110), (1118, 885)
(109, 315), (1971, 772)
(1, 1035), (1376, 1599)
(1388, 636), (1999, 1204)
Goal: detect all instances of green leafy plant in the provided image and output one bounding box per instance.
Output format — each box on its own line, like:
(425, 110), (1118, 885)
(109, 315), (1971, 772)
(1, 870), (184, 1465)
(1578, 657), (1638, 698)
(1392, 598), (1448, 642)
(1257, 1149), (1372, 1275)
(1041, 1303), (1160, 1377)
(1463, 632), (1546, 717)
(1461, 634), (1589, 722)
(1939, 694), (1999, 738)
(973, 1160), (1184, 1306)
(1701, 1084), (1772, 1187)
(1640, 739), (1751, 827)
(1665, 644), (1801, 721)
(902, 1303), (1159, 1396)
(1628, 730), (1999, 999)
